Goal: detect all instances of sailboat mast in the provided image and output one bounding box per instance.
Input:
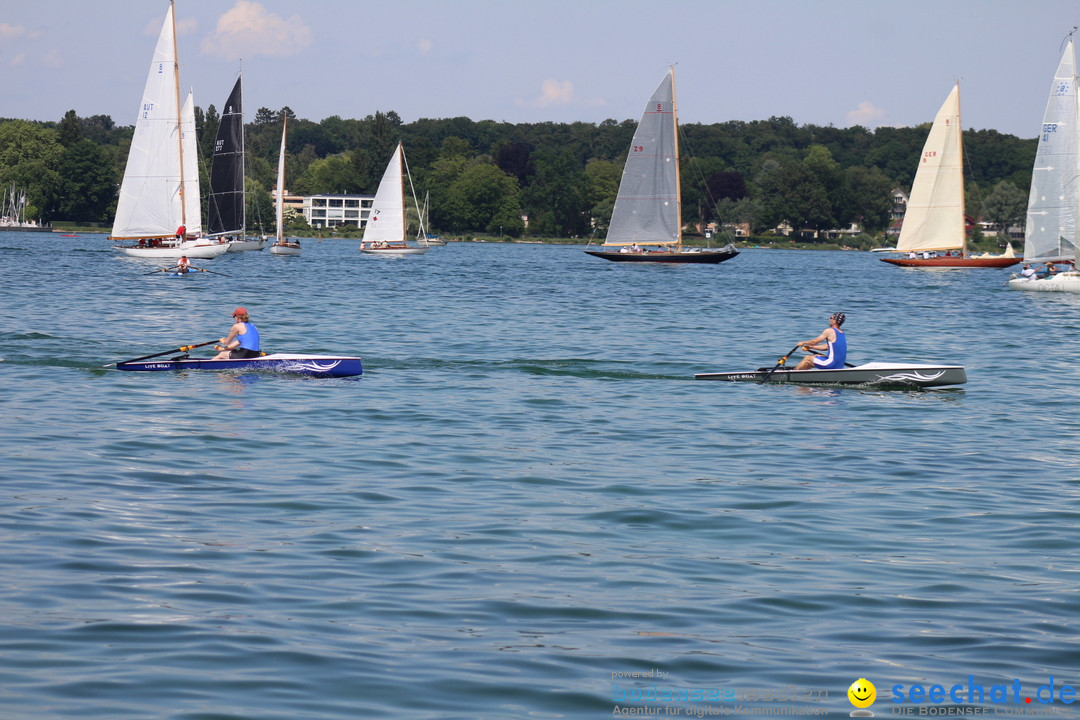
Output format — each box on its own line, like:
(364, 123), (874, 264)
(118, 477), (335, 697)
(170, 0), (187, 231)
(671, 67), (682, 250)
(956, 80), (966, 256)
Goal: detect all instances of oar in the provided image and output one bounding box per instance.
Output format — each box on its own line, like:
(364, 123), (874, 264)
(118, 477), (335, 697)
(103, 340), (217, 367)
(759, 344), (803, 383)
(143, 266), (178, 275)
(192, 267), (231, 277)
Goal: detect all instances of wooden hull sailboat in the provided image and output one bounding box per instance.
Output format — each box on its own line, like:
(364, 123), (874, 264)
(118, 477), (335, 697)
(268, 116), (301, 256)
(360, 143), (430, 256)
(585, 68), (738, 265)
(111, 2), (223, 259)
(1008, 36), (1080, 292)
(883, 82), (1018, 269)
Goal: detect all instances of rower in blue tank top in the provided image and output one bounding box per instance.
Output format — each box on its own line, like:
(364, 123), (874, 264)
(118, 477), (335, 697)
(795, 312), (847, 370)
(213, 307), (262, 359)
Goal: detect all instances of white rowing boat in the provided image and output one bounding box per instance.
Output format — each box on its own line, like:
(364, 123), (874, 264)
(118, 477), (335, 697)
(695, 362), (966, 388)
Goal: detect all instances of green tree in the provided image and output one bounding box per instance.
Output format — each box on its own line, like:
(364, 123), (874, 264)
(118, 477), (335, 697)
(58, 109), (81, 148)
(838, 165), (894, 233)
(980, 180), (1027, 238)
(582, 158), (620, 234)
(521, 148), (587, 237)
(57, 139), (115, 221)
(293, 154), (362, 195)
(245, 177), (275, 234)
(443, 162), (522, 235)
(0, 120), (64, 221)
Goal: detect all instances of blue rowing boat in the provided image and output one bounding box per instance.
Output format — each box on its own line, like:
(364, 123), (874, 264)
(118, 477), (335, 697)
(116, 353), (363, 378)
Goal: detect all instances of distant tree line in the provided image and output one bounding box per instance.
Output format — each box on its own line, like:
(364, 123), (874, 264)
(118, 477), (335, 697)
(0, 108), (1037, 240)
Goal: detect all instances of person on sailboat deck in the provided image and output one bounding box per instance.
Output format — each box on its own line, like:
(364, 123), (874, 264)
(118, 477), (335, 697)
(175, 224), (186, 241)
(794, 312), (847, 370)
(1021, 264), (1036, 278)
(1038, 262), (1060, 278)
(213, 307), (261, 359)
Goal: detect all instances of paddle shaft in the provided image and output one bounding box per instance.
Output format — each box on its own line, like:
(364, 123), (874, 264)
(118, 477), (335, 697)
(759, 344), (803, 383)
(105, 339), (218, 367)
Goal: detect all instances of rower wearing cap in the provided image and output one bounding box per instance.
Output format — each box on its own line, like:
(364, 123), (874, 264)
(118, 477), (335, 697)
(212, 307), (261, 359)
(794, 312), (847, 370)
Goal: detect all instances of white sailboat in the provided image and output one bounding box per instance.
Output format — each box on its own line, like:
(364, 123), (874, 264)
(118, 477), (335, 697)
(417, 191), (445, 246)
(1008, 36), (1080, 292)
(584, 67), (737, 264)
(360, 143), (429, 256)
(882, 83), (1017, 268)
(111, 2), (226, 260)
(269, 117), (301, 256)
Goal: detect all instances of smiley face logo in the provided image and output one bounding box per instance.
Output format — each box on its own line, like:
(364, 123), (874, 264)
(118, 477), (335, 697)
(848, 678), (876, 709)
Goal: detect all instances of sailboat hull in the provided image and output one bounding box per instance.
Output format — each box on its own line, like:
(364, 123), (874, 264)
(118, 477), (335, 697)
(1007, 271), (1080, 292)
(116, 240), (229, 259)
(361, 246), (430, 256)
(695, 362), (966, 388)
(225, 237), (267, 252)
(269, 242), (301, 255)
(586, 247), (738, 264)
(880, 256), (1018, 268)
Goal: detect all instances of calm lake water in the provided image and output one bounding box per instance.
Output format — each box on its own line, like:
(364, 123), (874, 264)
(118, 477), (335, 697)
(2, 231), (1079, 719)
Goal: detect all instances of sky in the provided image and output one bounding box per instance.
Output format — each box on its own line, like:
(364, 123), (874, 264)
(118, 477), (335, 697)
(1, 0), (1078, 139)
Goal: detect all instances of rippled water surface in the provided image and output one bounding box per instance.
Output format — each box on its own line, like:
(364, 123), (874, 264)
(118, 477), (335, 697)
(2, 232), (1079, 719)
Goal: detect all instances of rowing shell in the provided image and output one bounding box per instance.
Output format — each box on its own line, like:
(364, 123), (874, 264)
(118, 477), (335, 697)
(116, 352), (363, 378)
(695, 362), (966, 388)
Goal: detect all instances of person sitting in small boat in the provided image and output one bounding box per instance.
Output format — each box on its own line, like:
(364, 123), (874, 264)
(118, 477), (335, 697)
(1020, 264), (1036, 278)
(1036, 262), (1059, 278)
(794, 312), (847, 371)
(631, 243), (642, 253)
(176, 255), (191, 273)
(213, 307), (261, 359)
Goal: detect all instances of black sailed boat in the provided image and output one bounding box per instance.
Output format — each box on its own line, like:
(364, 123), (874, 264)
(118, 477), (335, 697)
(210, 75), (264, 252)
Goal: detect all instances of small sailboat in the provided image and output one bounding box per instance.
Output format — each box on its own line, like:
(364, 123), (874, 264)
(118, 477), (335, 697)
(207, 75), (264, 253)
(360, 143), (430, 256)
(882, 83), (1018, 269)
(269, 116), (301, 256)
(110, 1), (226, 260)
(417, 191), (445, 246)
(1008, 35), (1080, 292)
(585, 67), (737, 264)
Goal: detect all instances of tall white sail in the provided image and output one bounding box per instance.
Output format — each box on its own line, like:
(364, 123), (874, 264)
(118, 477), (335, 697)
(605, 69), (680, 247)
(1024, 39), (1080, 264)
(180, 90), (202, 236)
(275, 117), (287, 242)
(897, 83), (966, 253)
(112, 4), (184, 239)
(363, 143), (407, 245)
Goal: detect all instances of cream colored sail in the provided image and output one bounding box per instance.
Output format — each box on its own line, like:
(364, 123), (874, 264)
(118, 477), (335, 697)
(897, 83), (966, 253)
